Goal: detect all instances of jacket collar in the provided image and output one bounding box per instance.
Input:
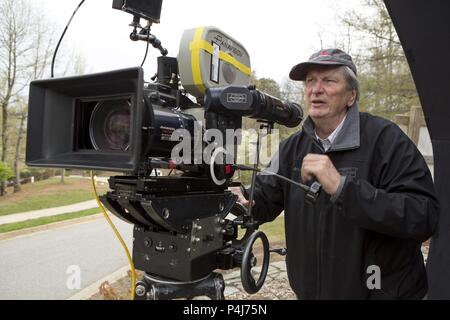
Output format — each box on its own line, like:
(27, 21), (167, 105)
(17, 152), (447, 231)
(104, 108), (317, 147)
(302, 103), (360, 152)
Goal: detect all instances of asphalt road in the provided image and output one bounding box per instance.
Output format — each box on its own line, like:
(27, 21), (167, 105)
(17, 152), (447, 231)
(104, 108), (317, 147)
(0, 216), (133, 300)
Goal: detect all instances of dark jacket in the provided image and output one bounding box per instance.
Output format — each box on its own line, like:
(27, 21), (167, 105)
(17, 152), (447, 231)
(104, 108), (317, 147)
(246, 104), (440, 299)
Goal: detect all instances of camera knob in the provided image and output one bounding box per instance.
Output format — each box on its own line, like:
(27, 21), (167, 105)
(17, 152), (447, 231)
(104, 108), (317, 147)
(135, 284), (146, 297)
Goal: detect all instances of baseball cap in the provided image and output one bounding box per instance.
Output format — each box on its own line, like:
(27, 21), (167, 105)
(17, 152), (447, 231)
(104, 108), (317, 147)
(289, 48), (357, 81)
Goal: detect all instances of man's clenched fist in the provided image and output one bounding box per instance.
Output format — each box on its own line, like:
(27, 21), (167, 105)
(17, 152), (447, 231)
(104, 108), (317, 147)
(301, 153), (342, 196)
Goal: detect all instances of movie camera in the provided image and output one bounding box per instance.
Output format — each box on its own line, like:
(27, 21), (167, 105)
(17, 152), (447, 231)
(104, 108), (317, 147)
(26, 0), (318, 299)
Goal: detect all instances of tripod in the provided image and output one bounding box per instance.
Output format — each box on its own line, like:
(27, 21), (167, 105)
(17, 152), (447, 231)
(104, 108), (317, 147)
(135, 272), (225, 300)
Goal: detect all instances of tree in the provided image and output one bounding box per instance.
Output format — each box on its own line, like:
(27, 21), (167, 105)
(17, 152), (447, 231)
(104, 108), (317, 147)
(253, 77), (282, 98)
(337, 0), (420, 119)
(0, 0), (55, 194)
(0, 0), (62, 195)
(280, 78), (304, 105)
(0, 161), (13, 188)
(11, 102), (27, 192)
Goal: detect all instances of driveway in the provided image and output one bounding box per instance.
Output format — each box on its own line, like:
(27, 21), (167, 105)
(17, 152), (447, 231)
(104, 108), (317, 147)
(0, 215), (133, 300)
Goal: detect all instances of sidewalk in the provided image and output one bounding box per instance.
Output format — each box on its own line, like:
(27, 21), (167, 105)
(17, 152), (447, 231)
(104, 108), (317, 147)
(0, 199), (99, 225)
(223, 260), (296, 300)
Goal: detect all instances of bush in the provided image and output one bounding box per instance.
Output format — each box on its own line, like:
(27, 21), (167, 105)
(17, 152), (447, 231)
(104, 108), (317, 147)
(0, 162), (14, 182)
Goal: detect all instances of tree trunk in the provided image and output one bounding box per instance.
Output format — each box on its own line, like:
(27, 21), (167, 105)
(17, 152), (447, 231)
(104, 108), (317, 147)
(0, 181), (6, 196)
(2, 103), (9, 164)
(60, 169), (65, 184)
(1, 102), (9, 196)
(13, 112), (26, 192)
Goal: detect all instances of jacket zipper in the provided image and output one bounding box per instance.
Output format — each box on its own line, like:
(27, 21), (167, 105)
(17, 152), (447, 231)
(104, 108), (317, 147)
(317, 207), (323, 298)
(315, 143), (325, 298)
(307, 134), (328, 298)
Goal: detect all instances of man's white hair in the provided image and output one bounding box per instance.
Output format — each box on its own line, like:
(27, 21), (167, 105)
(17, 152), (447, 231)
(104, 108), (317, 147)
(341, 66), (360, 102)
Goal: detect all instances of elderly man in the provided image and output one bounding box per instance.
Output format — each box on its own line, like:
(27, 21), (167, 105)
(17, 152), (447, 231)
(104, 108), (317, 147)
(231, 49), (439, 299)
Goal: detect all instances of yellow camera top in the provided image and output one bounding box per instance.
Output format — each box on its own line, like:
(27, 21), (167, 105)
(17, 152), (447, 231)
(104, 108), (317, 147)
(178, 26), (252, 99)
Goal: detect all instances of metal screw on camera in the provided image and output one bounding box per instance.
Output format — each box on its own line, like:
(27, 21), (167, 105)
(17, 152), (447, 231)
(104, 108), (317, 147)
(135, 285), (146, 297)
(162, 208), (170, 219)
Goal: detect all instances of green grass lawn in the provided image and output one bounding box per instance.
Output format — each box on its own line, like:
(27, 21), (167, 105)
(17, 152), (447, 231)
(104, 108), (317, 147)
(0, 208), (100, 233)
(0, 190), (99, 216)
(0, 178), (108, 216)
(259, 215), (285, 243)
(238, 214), (285, 243)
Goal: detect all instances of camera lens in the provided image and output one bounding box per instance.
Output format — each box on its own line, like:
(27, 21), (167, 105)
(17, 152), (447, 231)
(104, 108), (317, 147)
(89, 99), (131, 151)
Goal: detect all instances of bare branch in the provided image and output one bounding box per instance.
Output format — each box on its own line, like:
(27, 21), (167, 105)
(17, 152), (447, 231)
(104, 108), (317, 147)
(0, 0), (59, 194)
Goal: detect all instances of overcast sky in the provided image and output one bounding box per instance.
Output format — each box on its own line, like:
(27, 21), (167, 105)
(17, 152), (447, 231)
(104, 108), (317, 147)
(35, 0), (365, 84)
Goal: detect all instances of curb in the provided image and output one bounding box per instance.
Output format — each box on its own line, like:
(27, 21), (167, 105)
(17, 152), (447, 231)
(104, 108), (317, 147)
(0, 213), (103, 242)
(68, 266), (130, 300)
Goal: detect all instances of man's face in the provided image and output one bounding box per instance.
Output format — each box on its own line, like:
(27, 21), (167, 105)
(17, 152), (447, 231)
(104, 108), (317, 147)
(304, 66), (356, 121)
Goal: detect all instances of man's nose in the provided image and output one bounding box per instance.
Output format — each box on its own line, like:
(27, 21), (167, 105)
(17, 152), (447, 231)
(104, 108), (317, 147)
(311, 81), (324, 94)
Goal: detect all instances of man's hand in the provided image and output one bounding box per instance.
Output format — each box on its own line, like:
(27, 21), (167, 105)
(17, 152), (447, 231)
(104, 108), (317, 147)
(228, 186), (254, 208)
(301, 153), (342, 196)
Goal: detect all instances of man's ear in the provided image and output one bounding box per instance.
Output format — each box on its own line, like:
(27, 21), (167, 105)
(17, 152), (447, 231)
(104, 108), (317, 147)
(347, 89), (357, 107)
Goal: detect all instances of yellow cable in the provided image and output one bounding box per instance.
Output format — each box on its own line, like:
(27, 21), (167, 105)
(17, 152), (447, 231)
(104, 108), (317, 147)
(90, 171), (136, 300)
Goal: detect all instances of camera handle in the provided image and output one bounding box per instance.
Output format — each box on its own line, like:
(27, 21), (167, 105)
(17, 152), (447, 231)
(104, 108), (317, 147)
(129, 17), (168, 56)
(240, 230), (270, 294)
